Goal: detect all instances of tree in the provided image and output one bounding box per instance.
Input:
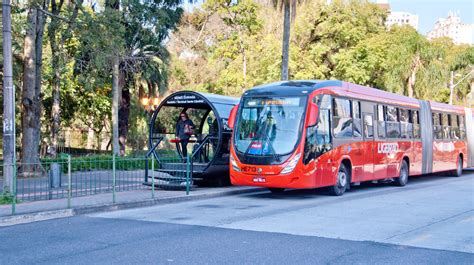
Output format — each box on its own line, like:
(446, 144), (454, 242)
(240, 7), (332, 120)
(117, 0), (183, 155)
(47, 0), (83, 157)
(204, 0), (262, 87)
(103, 0), (121, 155)
(90, 0), (182, 155)
(291, 0), (387, 81)
(20, 1), (50, 175)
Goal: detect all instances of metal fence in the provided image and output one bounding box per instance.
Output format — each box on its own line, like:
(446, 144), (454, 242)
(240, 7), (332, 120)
(0, 154), (193, 215)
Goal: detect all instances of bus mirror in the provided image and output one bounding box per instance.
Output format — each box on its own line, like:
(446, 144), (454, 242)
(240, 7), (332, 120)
(228, 104), (239, 129)
(308, 104), (319, 127)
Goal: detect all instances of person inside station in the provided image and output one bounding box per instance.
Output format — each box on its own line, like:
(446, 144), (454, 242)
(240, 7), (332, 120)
(176, 111), (195, 161)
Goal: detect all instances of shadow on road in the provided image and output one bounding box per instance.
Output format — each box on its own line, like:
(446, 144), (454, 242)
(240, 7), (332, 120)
(241, 170), (474, 201)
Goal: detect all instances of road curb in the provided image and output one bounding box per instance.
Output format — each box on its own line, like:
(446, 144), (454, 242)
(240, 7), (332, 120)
(0, 209), (74, 227)
(0, 187), (264, 227)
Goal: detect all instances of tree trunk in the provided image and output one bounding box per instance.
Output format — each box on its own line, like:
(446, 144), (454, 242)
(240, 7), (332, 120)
(49, 40), (61, 157)
(47, 0), (82, 157)
(407, 53), (420, 98)
(86, 126), (95, 149)
(242, 47), (247, 84)
(3, 0), (15, 191)
(107, 0), (121, 155)
(237, 29), (247, 85)
(119, 80), (130, 156)
(112, 56), (120, 155)
(281, 0), (291, 81)
(34, 2), (48, 158)
(48, 1), (62, 157)
(20, 8), (41, 176)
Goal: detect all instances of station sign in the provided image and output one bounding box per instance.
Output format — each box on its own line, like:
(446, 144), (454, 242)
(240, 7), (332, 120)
(166, 93), (205, 105)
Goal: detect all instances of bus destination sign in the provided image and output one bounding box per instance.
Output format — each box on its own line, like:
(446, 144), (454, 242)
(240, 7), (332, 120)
(245, 97), (300, 107)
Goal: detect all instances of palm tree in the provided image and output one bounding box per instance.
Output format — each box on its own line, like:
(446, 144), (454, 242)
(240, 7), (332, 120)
(270, 0), (304, 80)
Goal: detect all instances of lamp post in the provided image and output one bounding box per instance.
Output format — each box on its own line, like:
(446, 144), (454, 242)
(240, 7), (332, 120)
(140, 96), (159, 185)
(449, 69), (473, 105)
(140, 96), (160, 112)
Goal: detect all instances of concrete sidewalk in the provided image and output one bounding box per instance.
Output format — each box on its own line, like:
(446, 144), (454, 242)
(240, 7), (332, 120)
(0, 186), (263, 226)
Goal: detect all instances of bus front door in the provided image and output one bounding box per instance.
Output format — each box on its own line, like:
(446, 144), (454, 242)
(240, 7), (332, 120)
(362, 113), (375, 180)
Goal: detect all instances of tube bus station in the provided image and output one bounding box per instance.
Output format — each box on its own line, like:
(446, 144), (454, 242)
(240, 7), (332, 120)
(145, 91), (239, 188)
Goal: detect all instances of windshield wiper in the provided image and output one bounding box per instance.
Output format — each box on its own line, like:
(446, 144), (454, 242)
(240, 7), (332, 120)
(261, 128), (280, 162)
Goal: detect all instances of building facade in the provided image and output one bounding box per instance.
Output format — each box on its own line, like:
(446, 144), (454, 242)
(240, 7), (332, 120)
(427, 12), (474, 45)
(385, 11), (419, 30)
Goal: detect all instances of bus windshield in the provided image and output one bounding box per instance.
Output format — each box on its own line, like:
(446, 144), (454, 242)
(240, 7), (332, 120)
(234, 96), (306, 156)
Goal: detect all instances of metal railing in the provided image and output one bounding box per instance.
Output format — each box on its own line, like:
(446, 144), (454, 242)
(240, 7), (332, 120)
(144, 134), (216, 191)
(0, 154), (196, 216)
(189, 135), (217, 180)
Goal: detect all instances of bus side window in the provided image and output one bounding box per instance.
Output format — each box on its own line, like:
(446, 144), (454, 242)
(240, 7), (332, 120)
(385, 106), (400, 138)
(412, 110), (420, 139)
(364, 114), (374, 138)
(352, 101), (362, 138)
(459, 115), (466, 140)
(333, 98), (352, 138)
(433, 113), (442, 140)
(441, 113), (449, 139)
(451, 114), (460, 139)
(400, 108), (410, 139)
(377, 105), (386, 138)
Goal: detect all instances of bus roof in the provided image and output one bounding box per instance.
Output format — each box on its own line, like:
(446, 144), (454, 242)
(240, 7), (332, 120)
(429, 101), (466, 114)
(245, 80), (469, 113)
(197, 92), (240, 106)
(243, 80), (325, 97)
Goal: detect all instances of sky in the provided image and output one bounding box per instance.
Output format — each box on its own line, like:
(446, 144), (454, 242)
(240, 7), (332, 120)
(382, 0), (474, 34)
(183, 0), (474, 35)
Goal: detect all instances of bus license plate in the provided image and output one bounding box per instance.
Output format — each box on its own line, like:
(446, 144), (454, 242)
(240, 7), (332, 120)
(253, 177), (266, 183)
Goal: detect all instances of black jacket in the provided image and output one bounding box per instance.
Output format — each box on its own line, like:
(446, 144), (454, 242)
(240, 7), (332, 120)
(176, 119), (195, 140)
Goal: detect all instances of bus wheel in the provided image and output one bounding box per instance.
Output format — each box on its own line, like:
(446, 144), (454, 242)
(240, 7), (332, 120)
(453, 156), (463, 177)
(394, 160), (408, 186)
(269, 188), (285, 194)
(329, 163), (349, 196)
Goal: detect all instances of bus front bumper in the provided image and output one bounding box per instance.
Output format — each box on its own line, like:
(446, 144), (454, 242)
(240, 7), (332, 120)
(230, 171), (315, 189)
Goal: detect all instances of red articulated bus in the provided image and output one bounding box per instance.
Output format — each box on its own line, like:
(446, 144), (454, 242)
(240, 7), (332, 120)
(228, 80), (474, 195)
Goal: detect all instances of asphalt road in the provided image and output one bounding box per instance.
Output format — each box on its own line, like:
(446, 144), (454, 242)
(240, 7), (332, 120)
(1, 171), (473, 264)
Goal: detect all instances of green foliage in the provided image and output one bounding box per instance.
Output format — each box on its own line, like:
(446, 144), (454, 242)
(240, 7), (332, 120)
(169, 0), (473, 106)
(0, 192), (16, 205)
(41, 155), (152, 173)
(5, 1), (184, 155)
(73, 7), (126, 90)
(3, 0), (473, 158)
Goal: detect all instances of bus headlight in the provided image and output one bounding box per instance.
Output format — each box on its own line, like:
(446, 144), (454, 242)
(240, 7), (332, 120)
(280, 153), (301, 174)
(230, 153), (241, 172)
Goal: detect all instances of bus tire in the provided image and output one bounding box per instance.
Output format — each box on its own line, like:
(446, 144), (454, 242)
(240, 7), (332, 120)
(329, 163), (349, 196)
(269, 188), (285, 194)
(453, 156), (463, 177)
(394, 160), (409, 186)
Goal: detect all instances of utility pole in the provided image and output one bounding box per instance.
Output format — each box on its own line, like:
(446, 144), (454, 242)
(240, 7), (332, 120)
(449, 71), (454, 105)
(2, 0), (15, 193)
(449, 69), (473, 105)
(111, 56), (120, 156)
